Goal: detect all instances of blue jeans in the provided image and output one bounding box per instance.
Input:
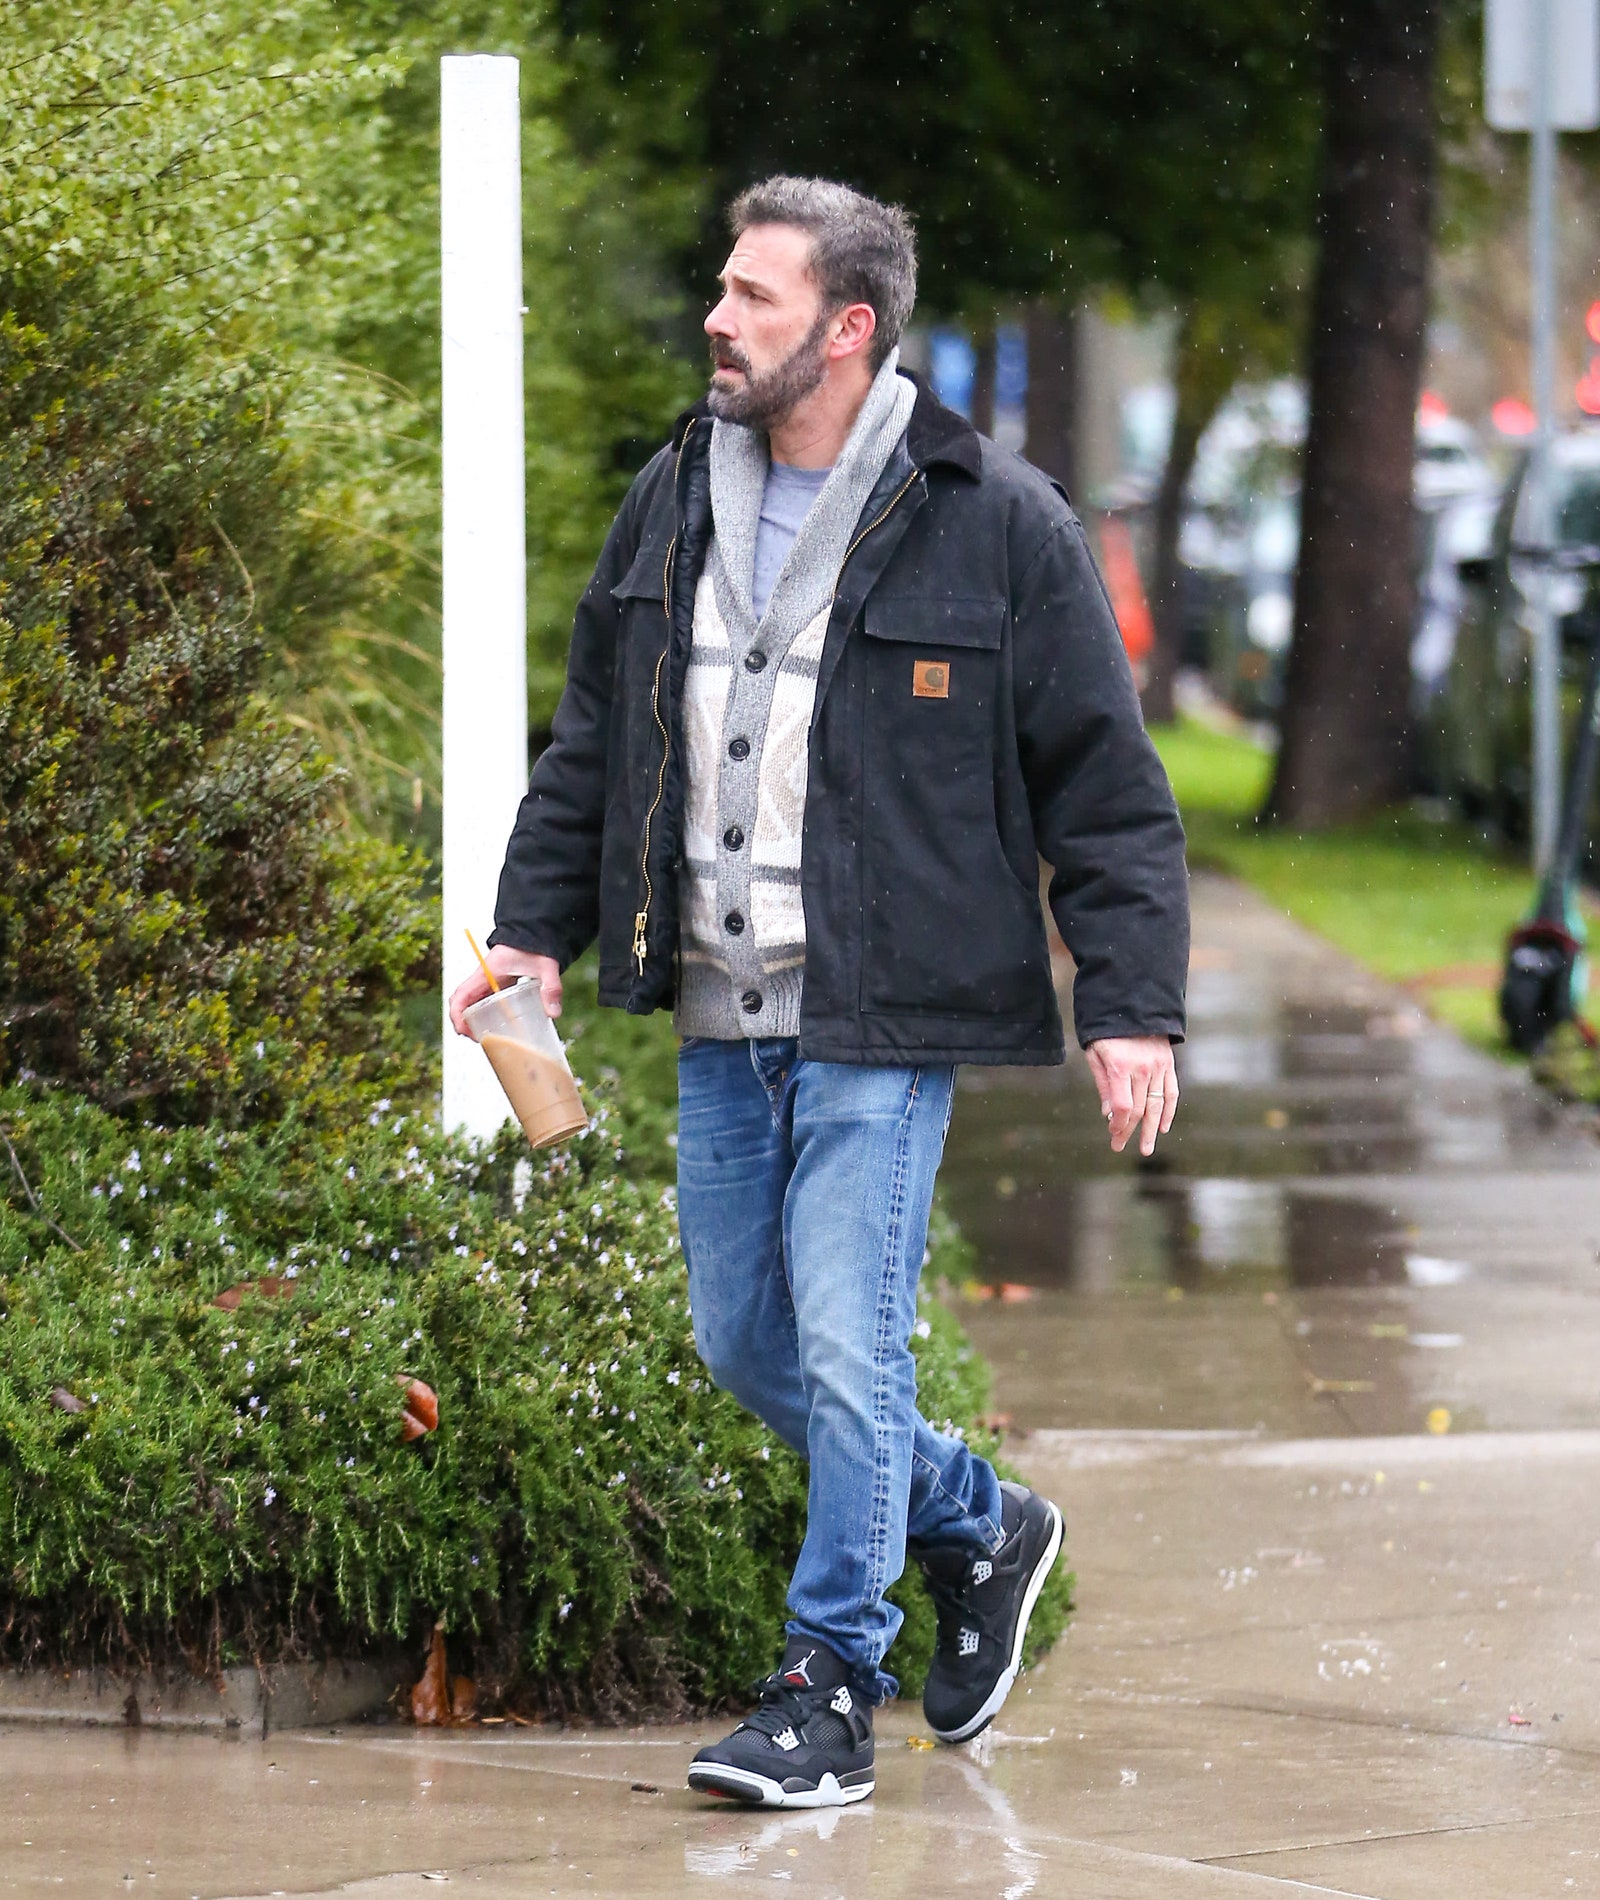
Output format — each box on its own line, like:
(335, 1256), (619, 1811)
(676, 1036), (1006, 1703)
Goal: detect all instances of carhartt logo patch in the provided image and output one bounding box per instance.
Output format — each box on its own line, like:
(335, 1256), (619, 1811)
(913, 659), (949, 698)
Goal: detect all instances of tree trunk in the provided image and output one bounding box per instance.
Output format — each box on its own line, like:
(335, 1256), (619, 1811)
(1264, 0), (1439, 825)
(970, 320), (996, 437)
(1025, 299), (1080, 500)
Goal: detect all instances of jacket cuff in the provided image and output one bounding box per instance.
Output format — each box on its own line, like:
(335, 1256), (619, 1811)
(1075, 1017), (1186, 1049)
(485, 925), (569, 966)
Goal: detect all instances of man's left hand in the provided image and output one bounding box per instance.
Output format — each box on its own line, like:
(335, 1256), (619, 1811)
(1085, 1036), (1179, 1157)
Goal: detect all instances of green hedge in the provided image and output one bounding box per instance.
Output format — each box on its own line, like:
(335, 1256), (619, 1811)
(0, 1075), (1065, 1715)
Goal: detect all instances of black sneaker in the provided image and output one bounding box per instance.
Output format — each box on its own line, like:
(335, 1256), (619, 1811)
(687, 1637), (875, 1809)
(916, 1481), (1063, 1743)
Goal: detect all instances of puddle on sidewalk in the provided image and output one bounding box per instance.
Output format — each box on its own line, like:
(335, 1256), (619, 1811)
(937, 877), (1600, 1438)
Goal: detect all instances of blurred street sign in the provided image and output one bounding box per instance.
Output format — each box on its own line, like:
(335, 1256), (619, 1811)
(1486, 0), (1599, 129)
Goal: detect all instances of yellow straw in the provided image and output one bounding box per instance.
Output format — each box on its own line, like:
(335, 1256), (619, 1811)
(464, 927), (501, 993)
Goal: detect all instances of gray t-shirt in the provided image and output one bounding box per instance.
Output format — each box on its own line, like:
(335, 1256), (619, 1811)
(752, 461), (832, 620)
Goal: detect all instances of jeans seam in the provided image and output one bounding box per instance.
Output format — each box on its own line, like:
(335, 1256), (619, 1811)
(863, 1067), (919, 1665)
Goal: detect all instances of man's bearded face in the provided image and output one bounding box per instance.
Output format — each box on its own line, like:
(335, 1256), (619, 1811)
(707, 309), (832, 429)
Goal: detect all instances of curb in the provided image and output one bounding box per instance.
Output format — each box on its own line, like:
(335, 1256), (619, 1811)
(0, 1657), (408, 1737)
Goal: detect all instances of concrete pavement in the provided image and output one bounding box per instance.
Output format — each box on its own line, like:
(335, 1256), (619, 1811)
(4, 872), (1598, 1897)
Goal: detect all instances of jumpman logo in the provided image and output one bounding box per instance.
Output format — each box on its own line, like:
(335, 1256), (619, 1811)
(784, 1649), (818, 1687)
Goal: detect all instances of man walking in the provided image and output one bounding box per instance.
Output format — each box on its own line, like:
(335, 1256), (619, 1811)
(450, 177), (1188, 1808)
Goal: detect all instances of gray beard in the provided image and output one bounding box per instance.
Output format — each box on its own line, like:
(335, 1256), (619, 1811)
(707, 313), (831, 429)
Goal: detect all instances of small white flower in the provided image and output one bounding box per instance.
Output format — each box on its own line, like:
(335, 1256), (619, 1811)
(666, 1370), (680, 1385)
(558, 1600), (572, 1621)
(255, 1041), (266, 1059)
(263, 1486), (277, 1506)
(124, 1150), (141, 1173)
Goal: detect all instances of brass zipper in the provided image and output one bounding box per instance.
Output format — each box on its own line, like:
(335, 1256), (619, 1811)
(633, 423), (693, 975)
(835, 469), (920, 587)
(633, 635), (670, 974)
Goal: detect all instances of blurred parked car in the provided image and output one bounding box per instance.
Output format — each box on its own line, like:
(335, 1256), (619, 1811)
(1425, 429), (1600, 840)
(1179, 392), (1500, 722)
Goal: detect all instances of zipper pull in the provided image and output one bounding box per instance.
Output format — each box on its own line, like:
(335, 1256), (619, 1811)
(633, 910), (649, 973)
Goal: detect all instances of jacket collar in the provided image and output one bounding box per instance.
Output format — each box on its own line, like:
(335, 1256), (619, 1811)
(670, 371), (981, 479)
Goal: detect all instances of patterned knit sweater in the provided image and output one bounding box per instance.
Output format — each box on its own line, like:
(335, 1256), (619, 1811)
(674, 355), (917, 1040)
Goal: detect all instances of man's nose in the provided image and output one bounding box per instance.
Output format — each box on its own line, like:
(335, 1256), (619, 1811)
(705, 293), (735, 339)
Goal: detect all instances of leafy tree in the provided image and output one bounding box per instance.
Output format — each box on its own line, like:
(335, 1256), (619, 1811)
(2, 0), (697, 833)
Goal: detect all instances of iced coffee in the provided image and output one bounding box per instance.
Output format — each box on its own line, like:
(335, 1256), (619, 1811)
(464, 979), (587, 1149)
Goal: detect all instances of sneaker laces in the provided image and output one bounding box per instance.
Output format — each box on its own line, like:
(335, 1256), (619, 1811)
(737, 1671), (827, 1743)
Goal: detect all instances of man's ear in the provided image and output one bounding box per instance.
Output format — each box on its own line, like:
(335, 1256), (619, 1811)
(827, 301), (877, 363)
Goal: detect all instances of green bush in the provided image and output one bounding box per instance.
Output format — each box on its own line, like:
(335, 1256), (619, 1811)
(0, 1080), (1063, 1714)
(0, 284), (436, 1123)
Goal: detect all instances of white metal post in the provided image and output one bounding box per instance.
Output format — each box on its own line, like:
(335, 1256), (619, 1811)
(1528, 0), (1562, 872)
(440, 56), (528, 1138)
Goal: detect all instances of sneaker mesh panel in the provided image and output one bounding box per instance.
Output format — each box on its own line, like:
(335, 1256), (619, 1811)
(802, 1712), (851, 1754)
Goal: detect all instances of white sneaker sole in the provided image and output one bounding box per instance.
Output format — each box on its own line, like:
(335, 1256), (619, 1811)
(686, 1763), (875, 1809)
(929, 1499), (1064, 1745)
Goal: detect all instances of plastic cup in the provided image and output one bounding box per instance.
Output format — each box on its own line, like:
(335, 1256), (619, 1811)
(463, 979), (587, 1149)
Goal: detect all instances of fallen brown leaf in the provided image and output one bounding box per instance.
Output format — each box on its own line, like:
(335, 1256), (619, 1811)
(399, 1375), (439, 1442)
(449, 1674), (478, 1722)
(49, 1387), (86, 1413)
(212, 1276), (295, 1312)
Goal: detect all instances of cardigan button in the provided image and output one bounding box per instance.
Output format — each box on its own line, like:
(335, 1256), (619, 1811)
(740, 990), (763, 1013)
(728, 736), (751, 760)
(723, 825), (744, 851)
(724, 911), (745, 935)
(744, 650), (768, 673)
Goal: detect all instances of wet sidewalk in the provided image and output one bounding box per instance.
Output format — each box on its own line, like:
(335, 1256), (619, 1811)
(4, 873), (1599, 1897)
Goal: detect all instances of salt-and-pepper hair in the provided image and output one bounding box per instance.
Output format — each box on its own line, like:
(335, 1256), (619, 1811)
(728, 176), (917, 371)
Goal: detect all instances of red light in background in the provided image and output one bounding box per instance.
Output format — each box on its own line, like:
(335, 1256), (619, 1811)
(1418, 388), (1450, 422)
(1492, 397), (1537, 436)
(1586, 300), (1600, 345)
(1578, 369), (1600, 416)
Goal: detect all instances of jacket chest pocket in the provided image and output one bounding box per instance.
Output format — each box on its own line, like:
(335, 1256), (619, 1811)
(860, 594), (1006, 775)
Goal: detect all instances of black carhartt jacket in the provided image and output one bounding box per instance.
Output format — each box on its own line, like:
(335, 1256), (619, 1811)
(489, 381), (1188, 1064)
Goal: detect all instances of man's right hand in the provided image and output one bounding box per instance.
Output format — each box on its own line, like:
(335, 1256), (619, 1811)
(447, 945), (563, 1036)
